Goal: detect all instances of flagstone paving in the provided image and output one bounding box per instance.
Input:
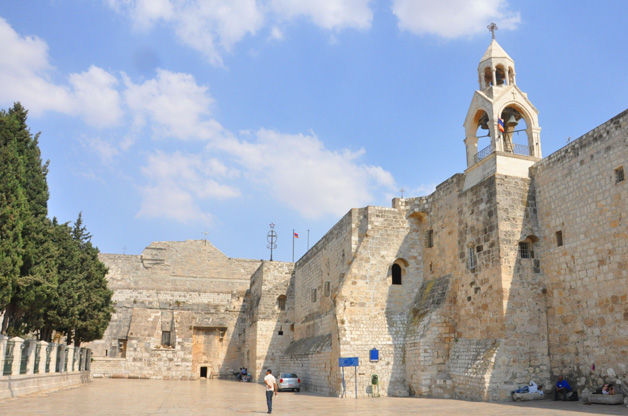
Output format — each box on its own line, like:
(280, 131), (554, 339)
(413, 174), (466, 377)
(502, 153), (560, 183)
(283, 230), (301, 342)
(1, 379), (627, 415)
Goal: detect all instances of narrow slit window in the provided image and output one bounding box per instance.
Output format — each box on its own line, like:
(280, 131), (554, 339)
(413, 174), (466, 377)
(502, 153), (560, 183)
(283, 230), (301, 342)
(311, 288), (317, 303)
(324, 281), (331, 297)
(426, 230), (434, 248)
(392, 264), (402, 285)
(467, 247), (476, 270)
(277, 296), (287, 311)
(556, 231), (563, 247)
(161, 331), (171, 347)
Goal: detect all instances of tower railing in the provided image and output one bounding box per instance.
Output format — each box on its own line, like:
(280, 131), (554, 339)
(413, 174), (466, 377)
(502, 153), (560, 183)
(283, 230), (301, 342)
(473, 143), (531, 164)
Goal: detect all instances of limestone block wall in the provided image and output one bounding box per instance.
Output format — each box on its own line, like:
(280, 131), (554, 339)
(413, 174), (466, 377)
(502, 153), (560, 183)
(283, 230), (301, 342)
(490, 174), (550, 398)
(532, 109), (628, 392)
(285, 209), (358, 396)
(333, 205), (424, 397)
(244, 261), (295, 381)
(401, 175), (461, 398)
(403, 276), (453, 397)
(89, 240), (260, 380)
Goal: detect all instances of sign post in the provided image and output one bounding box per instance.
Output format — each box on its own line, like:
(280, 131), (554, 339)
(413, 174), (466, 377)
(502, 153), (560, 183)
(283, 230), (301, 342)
(338, 357), (359, 399)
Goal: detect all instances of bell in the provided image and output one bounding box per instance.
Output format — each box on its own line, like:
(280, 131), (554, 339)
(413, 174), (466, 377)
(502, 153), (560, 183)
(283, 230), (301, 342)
(506, 114), (518, 127)
(480, 121), (489, 130)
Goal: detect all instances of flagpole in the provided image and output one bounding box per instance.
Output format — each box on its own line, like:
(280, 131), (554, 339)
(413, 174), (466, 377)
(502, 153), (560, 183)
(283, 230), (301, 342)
(292, 229), (295, 263)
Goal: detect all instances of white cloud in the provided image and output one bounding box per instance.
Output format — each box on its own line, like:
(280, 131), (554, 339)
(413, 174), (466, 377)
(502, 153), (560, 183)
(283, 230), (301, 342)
(69, 66), (122, 128)
(270, 0), (373, 30)
(219, 129), (396, 219)
(106, 0), (264, 66)
(123, 69), (227, 140)
(392, 0), (520, 39)
(106, 0), (374, 65)
(0, 18), (122, 126)
(83, 136), (120, 164)
(137, 151), (241, 223)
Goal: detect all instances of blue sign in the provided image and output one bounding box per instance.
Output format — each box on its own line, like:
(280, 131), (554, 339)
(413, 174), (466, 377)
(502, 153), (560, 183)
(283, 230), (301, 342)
(370, 348), (379, 362)
(338, 357), (359, 367)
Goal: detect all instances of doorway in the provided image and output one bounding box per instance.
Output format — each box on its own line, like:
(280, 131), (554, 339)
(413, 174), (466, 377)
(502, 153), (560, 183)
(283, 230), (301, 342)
(200, 366), (208, 378)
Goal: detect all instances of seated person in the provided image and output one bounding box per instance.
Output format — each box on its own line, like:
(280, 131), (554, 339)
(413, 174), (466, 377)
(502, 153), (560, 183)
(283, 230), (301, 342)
(554, 375), (573, 401)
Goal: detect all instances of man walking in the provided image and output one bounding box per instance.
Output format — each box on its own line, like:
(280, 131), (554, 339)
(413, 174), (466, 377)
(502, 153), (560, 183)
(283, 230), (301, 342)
(264, 369), (278, 414)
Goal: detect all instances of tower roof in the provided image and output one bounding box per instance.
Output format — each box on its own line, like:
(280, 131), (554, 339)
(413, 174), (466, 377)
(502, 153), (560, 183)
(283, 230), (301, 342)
(480, 39), (513, 63)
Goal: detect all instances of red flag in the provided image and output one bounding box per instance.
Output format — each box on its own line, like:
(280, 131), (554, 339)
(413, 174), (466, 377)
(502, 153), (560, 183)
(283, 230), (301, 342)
(294, 232), (299, 238)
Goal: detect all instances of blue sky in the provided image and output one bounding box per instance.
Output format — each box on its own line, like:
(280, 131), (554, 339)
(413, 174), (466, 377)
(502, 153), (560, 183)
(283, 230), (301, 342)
(1, 1), (627, 262)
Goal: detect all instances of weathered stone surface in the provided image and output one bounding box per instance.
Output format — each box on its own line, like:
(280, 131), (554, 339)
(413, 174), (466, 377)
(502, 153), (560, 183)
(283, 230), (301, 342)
(86, 41), (628, 403)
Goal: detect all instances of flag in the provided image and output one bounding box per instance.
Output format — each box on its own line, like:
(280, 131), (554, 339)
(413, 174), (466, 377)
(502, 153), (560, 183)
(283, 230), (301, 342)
(294, 232), (299, 238)
(498, 118), (505, 133)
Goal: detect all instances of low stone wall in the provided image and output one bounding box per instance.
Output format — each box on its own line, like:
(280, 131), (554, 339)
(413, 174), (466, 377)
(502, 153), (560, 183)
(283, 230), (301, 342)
(588, 394), (625, 405)
(0, 335), (92, 400)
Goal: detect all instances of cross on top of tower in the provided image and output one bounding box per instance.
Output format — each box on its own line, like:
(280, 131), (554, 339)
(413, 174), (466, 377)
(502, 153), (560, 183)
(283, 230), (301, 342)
(487, 22), (498, 40)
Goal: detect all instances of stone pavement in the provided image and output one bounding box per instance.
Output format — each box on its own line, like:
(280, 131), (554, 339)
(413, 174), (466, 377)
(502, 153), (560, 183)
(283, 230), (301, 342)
(1, 379), (627, 416)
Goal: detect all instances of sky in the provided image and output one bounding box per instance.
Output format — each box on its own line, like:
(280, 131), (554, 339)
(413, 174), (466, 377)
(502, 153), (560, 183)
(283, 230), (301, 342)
(0, 1), (627, 262)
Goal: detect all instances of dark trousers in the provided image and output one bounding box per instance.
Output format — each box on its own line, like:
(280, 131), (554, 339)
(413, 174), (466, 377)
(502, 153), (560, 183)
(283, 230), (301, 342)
(266, 390), (273, 413)
(554, 387), (570, 401)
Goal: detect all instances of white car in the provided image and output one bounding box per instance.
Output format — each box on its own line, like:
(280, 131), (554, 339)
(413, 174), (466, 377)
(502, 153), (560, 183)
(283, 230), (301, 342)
(277, 373), (301, 392)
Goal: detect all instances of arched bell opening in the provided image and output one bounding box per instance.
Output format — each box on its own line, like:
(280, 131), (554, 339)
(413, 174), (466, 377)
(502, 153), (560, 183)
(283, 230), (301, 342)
(483, 67), (493, 88)
(495, 65), (507, 86)
(507, 66), (516, 85)
(474, 110), (492, 162)
(499, 106), (531, 156)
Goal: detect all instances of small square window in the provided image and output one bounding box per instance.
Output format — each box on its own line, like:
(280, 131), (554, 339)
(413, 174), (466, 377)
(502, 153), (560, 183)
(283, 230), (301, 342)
(519, 242), (531, 259)
(556, 231), (563, 247)
(615, 167), (625, 184)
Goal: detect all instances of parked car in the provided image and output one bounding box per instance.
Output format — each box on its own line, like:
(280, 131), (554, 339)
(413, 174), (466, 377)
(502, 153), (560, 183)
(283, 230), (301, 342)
(278, 373), (301, 392)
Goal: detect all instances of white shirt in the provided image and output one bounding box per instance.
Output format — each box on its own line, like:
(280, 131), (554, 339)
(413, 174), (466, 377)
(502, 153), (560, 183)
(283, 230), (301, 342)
(528, 381), (543, 395)
(264, 374), (276, 391)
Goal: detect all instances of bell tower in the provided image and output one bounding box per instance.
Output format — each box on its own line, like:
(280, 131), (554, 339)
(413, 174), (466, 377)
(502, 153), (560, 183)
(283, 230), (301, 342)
(462, 24), (542, 190)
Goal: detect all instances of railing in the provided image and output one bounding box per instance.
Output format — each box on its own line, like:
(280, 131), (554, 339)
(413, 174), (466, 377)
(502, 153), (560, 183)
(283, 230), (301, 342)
(20, 342), (28, 374)
(3, 341), (14, 375)
(45, 345), (52, 373)
(34, 343), (41, 374)
(473, 142), (531, 164)
(474, 144), (493, 164)
(512, 143), (530, 156)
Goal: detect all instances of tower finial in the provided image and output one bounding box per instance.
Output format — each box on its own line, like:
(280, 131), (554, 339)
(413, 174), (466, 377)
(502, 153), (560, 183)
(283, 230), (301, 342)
(487, 22), (498, 40)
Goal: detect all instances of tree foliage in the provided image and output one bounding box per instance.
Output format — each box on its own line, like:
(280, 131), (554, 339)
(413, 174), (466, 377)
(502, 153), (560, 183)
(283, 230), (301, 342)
(0, 103), (112, 345)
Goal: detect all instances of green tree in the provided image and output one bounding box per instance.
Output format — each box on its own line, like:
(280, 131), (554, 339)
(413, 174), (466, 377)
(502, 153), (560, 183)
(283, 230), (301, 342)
(41, 214), (112, 345)
(0, 103), (112, 344)
(0, 103), (53, 334)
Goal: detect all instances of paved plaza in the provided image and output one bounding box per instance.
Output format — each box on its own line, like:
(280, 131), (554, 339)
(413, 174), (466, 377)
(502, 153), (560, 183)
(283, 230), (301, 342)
(1, 379), (627, 416)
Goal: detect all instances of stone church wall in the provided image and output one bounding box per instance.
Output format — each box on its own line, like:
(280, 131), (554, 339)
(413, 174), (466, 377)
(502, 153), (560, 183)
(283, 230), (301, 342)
(532, 109), (628, 392)
(89, 240), (261, 380)
(330, 205), (424, 397)
(244, 261), (294, 382)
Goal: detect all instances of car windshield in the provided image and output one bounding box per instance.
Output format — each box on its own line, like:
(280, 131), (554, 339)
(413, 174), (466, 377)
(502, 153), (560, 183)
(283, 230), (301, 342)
(281, 373), (298, 378)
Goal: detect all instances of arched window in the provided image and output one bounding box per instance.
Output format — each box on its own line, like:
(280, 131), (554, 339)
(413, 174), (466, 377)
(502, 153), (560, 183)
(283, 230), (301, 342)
(392, 264), (402, 285)
(277, 295), (287, 311)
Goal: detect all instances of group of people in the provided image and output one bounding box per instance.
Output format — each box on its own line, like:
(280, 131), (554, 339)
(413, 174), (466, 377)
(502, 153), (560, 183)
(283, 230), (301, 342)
(512, 375), (618, 402)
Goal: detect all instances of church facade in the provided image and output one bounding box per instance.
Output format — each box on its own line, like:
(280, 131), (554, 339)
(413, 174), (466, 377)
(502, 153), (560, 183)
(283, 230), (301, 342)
(88, 39), (628, 401)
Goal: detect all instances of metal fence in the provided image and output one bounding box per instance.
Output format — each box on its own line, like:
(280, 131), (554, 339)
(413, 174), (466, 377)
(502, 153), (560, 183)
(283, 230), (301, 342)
(3, 341), (14, 376)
